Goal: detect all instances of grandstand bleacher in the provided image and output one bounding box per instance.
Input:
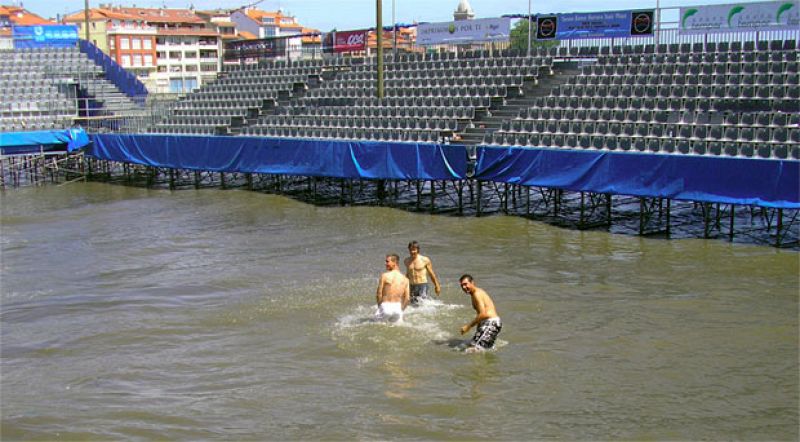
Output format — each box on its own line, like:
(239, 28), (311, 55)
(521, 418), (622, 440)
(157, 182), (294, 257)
(0, 46), (143, 134)
(136, 39), (799, 161)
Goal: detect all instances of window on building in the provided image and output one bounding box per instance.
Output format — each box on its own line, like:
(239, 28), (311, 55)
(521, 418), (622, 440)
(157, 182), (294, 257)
(109, 38), (115, 49)
(143, 39), (152, 50)
(169, 51), (181, 60)
(133, 55), (142, 66)
(120, 38), (129, 49)
(184, 51), (197, 59)
(144, 55), (153, 66)
(169, 65), (182, 72)
(132, 38), (141, 50)
(185, 64), (197, 72)
(156, 37), (165, 45)
(184, 77), (198, 91)
(121, 55), (130, 66)
(169, 78), (183, 93)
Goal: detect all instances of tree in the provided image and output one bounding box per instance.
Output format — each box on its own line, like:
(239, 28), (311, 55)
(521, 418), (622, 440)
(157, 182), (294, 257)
(509, 18), (559, 53)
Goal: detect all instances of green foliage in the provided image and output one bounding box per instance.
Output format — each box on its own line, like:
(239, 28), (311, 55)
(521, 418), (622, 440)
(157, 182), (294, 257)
(509, 18), (559, 52)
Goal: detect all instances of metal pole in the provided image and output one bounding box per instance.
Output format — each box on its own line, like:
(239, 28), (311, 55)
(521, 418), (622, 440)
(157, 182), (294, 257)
(655, 0), (660, 46)
(392, 0), (397, 61)
(527, 0), (532, 56)
(84, 0), (90, 42)
(376, 0), (385, 99)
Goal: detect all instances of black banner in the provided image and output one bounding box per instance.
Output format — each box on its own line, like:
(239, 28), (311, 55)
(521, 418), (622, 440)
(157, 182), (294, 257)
(223, 38), (286, 61)
(536, 16), (558, 40)
(630, 11), (654, 35)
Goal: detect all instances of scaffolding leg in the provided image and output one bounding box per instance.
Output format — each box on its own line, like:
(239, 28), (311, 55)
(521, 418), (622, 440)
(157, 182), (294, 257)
(477, 180), (483, 217)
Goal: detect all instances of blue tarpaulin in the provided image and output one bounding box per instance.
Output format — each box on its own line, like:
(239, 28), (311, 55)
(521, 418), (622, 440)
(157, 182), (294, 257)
(474, 146), (800, 209)
(0, 128), (90, 155)
(89, 134), (466, 180)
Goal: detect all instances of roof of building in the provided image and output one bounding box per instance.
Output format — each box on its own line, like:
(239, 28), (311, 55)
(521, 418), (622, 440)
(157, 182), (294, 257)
(244, 8), (299, 26)
(237, 30), (258, 40)
(300, 27), (320, 44)
(64, 8), (151, 22)
(0, 5), (55, 25)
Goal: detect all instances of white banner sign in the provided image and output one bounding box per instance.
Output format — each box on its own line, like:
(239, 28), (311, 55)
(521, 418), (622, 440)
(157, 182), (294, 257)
(679, 1), (799, 34)
(417, 17), (511, 45)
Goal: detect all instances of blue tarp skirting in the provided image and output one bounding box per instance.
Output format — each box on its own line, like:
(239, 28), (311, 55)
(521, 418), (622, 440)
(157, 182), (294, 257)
(0, 128), (90, 155)
(89, 134), (466, 180)
(474, 146), (800, 209)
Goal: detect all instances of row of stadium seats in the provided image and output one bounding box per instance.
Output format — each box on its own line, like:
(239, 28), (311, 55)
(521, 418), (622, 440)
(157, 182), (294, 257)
(342, 65), (540, 81)
(516, 109), (799, 129)
(274, 105), (474, 120)
(255, 115), (460, 132)
(320, 76), (527, 90)
(560, 39), (796, 57)
(584, 60), (798, 77)
(304, 85), (511, 99)
(498, 120), (799, 143)
(486, 132), (798, 160)
(555, 84), (799, 101)
(240, 126), (443, 143)
(568, 73), (795, 87)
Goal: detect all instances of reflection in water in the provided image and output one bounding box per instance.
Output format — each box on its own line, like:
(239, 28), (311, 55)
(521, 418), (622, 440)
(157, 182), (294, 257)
(382, 360), (414, 400)
(1, 184), (797, 441)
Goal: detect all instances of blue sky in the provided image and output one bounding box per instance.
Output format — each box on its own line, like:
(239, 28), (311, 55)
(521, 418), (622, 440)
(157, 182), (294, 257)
(22, 0), (746, 32)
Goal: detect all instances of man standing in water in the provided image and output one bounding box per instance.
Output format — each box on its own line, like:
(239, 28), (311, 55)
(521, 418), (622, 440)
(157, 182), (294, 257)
(459, 274), (502, 352)
(404, 241), (441, 306)
(376, 254), (410, 323)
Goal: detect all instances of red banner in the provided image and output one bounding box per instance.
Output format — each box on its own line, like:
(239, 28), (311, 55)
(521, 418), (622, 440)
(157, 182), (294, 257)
(333, 30), (367, 52)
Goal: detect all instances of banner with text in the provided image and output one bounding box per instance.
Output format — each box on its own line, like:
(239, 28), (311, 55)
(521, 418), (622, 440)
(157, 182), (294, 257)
(224, 38), (285, 61)
(679, 1), (799, 34)
(326, 29), (368, 53)
(417, 17), (511, 45)
(13, 25), (79, 48)
(536, 10), (654, 40)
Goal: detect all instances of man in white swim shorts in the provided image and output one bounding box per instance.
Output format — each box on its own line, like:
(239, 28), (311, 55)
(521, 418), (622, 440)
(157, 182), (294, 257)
(376, 254), (410, 323)
(459, 274), (502, 351)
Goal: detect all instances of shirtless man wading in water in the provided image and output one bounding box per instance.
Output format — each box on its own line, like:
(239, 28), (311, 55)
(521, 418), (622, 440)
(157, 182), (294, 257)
(404, 241), (441, 306)
(375, 254), (410, 323)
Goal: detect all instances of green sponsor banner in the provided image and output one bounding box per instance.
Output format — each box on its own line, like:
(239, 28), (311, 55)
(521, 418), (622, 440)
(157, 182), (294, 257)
(680, 0), (798, 33)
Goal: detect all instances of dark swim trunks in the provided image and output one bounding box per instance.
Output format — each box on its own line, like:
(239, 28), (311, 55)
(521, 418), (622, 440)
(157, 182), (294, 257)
(409, 283), (430, 306)
(470, 317), (502, 350)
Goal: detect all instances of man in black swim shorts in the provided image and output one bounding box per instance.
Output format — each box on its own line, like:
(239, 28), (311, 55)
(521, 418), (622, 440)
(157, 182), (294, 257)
(459, 274), (502, 351)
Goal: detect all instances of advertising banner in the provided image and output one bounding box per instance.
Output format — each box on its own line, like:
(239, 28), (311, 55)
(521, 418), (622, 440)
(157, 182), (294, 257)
(13, 25), (79, 48)
(536, 10), (653, 40)
(223, 38), (285, 61)
(332, 29), (367, 52)
(679, 1), (799, 34)
(417, 17), (511, 45)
